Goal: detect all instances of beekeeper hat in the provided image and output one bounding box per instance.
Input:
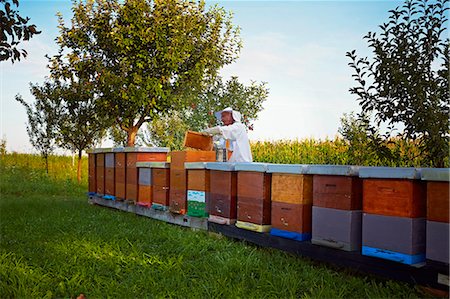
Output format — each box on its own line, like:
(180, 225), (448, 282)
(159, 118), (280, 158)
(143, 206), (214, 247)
(214, 107), (242, 123)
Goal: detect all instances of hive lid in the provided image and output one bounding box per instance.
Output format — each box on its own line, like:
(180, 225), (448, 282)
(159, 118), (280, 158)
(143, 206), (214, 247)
(306, 165), (359, 176)
(359, 166), (421, 179)
(206, 162), (236, 171)
(93, 147), (113, 153)
(421, 168), (450, 182)
(112, 147), (125, 152)
(234, 162), (270, 172)
(123, 147), (170, 153)
(267, 164), (310, 174)
(136, 162), (170, 168)
(184, 162), (209, 169)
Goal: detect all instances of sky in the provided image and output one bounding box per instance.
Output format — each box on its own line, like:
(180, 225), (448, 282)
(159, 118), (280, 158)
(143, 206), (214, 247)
(1, 0), (405, 153)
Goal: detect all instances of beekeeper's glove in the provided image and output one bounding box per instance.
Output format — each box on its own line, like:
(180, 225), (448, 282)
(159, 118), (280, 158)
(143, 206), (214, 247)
(202, 126), (221, 135)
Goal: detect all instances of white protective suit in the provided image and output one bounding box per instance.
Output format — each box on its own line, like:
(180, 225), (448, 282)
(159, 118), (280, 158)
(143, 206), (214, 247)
(207, 107), (253, 163)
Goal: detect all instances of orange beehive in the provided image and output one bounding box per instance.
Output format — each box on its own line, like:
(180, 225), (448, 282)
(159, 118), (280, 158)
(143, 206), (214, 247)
(114, 149), (126, 200)
(87, 150), (96, 193)
(124, 147), (169, 202)
(169, 151), (215, 214)
(95, 152), (105, 195)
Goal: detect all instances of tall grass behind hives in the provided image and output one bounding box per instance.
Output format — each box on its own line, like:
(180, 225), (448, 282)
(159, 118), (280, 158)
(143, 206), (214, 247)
(251, 137), (438, 167)
(0, 152), (88, 189)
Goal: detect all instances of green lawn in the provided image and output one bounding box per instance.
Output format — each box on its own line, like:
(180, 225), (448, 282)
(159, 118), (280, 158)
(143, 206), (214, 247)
(0, 154), (429, 298)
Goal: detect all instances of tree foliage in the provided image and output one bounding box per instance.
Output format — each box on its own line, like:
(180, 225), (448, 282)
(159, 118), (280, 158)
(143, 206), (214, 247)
(15, 89), (58, 173)
(146, 76), (268, 149)
(0, 0), (40, 62)
(346, 0), (449, 167)
(56, 0), (241, 146)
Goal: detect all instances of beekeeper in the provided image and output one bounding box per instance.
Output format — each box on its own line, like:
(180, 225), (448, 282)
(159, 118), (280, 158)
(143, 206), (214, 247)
(203, 107), (253, 163)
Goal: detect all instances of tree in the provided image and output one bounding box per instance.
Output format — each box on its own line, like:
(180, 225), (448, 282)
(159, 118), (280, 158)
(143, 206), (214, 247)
(1, 0), (40, 62)
(346, 0), (449, 167)
(16, 90), (58, 173)
(56, 0), (241, 146)
(145, 76), (269, 148)
(46, 39), (109, 183)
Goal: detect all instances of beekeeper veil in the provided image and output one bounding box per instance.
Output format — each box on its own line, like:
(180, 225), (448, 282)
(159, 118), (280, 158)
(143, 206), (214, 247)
(214, 107), (242, 123)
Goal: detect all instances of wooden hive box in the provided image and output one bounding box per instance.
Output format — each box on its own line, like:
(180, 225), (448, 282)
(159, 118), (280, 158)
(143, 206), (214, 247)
(95, 151), (105, 195)
(114, 148), (126, 200)
(207, 162), (237, 224)
(236, 163), (272, 227)
(267, 164), (312, 240)
(170, 150), (216, 170)
(308, 165), (362, 210)
(144, 162), (171, 208)
(168, 151), (214, 214)
(311, 206), (362, 251)
(362, 213), (426, 265)
(136, 164), (152, 207)
(421, 168), (449, 265)
(104, 152), (115, 197)
(185, 162), (210, 218)
(421, 168), (449, 223)
(268, 164), (313, 205)
(125, 147), (169, 202)
(271, 201), (312, 236)
(360, 167), (425, 218)
(87, 150), (96, 193)
(183, 130), (213, 151)
(426, 220), (449, 264)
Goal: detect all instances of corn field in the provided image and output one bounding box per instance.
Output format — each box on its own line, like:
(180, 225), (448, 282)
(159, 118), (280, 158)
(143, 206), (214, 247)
(251, 137), (447, 167)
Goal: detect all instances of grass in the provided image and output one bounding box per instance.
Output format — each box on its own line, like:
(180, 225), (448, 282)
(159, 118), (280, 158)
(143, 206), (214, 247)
(0, 153), (431, 298)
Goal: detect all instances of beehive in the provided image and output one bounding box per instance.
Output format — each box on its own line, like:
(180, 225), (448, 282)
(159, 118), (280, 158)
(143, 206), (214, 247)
(169, 151), (215, 214)
(104, 152), (115, 198)
(125, 147), (169, 202)
(235, 163), (272, 232)
(136, 163), (152, 207)
(206, 162), (237, 225)
(360, 167), (426, 265)
(95, 150), (105, 195)
(114, 147), (126, 200)
(309, 165), (362, 251)
(149, 162), (170, 209)
(185, 162), (210, 218)
(267, 164), (312, 241)
(87, 149), (96, 194)
(421, 168), (449, 265)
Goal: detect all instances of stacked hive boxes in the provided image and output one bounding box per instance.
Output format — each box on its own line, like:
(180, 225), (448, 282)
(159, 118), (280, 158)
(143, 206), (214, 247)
(95, 149), (106, 196)
(310, 165), (362, 251)
(150, 162), (171, 211)
(125, 147), (169, 203)
(87, 150), (96, 194)
(421, 168), (449, 265)
(360, 167), (426, 265)
(114, 147), (126, 200)
(136, 162), (152, 207)
(185, 162), (210, 217)
(235, 163), (272, 232)
(267, 164), (312, 241)
(104, 151), (115, 200)
(206, 162), (238, 225)
(169, 151), (215, 214)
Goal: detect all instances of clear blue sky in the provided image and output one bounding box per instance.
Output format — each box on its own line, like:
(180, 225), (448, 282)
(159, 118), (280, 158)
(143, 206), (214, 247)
(1, 0), (404, 153)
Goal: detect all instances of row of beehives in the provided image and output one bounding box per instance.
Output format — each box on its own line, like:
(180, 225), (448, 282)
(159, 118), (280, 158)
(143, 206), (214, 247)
(87, 147), (449, 267)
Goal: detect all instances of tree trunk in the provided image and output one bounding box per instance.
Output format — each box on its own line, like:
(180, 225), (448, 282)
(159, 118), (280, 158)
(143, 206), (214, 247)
(77, 149), (82, 184)
(127, 127), (139, 147)
(44, 154), (49, 174)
